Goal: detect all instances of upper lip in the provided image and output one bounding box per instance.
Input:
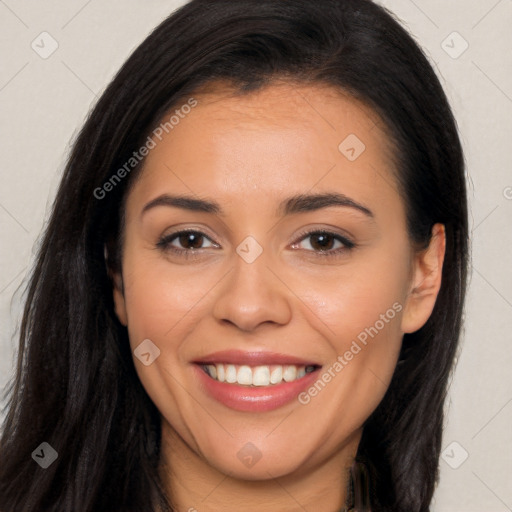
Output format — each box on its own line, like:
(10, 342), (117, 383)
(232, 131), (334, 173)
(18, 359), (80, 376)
(193, 349), (321, 366)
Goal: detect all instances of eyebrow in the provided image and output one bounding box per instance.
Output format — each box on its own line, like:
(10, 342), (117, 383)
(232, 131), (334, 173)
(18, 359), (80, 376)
(141, 192), (374, 218)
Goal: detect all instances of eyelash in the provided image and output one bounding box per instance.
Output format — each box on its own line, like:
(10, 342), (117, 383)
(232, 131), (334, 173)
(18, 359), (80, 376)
(156, 229), (356, 259)
(293, 228), (356, 257)
(156, 229), (356, 260)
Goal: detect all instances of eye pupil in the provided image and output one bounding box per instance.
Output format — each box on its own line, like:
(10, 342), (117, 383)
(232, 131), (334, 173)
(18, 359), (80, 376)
(311, 233), (334, 251)
(180, 232), (203, 249)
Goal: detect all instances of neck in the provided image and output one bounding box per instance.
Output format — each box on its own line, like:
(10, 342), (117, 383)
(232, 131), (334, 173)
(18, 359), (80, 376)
(158, 421), (361, 512)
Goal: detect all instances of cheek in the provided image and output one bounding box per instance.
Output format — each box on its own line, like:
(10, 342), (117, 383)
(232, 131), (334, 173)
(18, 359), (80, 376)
(119, 253), (216, 435)
(295, 243), (410, 428)
(305, 269), (405, 387)
(294, 296), (404, 443)
(121, 252), (218, 348)
(303, 244), (410, 344)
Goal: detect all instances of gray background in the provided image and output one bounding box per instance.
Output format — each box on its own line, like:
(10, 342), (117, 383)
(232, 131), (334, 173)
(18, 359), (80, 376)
(0, 1), (511, 510)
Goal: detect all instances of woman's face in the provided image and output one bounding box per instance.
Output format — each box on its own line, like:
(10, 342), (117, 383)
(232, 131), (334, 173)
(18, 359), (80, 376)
(113, 82), (444, 481)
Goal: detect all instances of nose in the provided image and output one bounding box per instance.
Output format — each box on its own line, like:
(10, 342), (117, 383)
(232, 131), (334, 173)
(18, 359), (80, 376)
(212, 247), (292, 332)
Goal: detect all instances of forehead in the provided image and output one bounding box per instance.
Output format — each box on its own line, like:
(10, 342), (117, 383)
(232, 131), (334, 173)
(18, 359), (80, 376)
(128, 81), (401, 218)
(184, 81), (386, 140)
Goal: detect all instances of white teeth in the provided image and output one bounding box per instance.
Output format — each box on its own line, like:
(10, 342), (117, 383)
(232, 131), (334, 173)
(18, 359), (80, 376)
(270, 366), (282, 384)
(216, 363), (225, 382)
(226, 364), (237, 383)
(237, 365), (253, 385)
(203, 363), (314, 386)
(283, 365), (297, 382)
(206, 364), (217, 379)
(253, 366), (270, 386)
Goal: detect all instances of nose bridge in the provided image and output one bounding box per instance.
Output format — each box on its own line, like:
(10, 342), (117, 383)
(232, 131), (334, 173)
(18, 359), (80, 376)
(212, 235), (292, 331)
(234, 235), (275, 289)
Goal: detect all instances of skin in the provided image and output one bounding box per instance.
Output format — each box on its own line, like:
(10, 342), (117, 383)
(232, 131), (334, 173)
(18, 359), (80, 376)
(112, 81), (445, 512)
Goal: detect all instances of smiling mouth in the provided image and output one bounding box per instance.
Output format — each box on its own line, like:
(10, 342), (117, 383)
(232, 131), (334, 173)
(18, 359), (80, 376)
(200, 363), (321, 387)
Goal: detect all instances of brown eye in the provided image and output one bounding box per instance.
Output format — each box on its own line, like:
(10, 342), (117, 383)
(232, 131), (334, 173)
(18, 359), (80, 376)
(292, 230), (355, 257)
(176, 231), (205, 249)
(157, 230), (218, 256)
(308, 232), (337, 251)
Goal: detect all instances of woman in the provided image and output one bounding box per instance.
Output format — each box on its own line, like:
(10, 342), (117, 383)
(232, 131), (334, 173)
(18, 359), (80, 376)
(0, 0), (468, 511)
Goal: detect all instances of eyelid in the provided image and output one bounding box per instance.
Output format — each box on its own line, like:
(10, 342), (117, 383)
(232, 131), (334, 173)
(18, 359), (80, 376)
(292, 225), (355, 244)
(157, 228), (219, 249)
(290, 228), (355, 255)
(157, 225), (356, 261)
(158, 224), (219, 242)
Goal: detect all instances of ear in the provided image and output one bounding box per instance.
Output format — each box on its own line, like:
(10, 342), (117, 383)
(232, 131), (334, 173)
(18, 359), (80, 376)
(105, 244), (128, 326)
(401, 223), (446, 334)
(112, 273), (128, 326)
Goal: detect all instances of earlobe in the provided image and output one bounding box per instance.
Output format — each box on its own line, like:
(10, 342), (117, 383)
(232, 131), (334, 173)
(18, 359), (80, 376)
(401, 223), (446, 334)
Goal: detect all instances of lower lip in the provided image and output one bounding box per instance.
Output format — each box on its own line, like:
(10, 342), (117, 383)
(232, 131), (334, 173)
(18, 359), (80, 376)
(192, 364), (321, 412)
